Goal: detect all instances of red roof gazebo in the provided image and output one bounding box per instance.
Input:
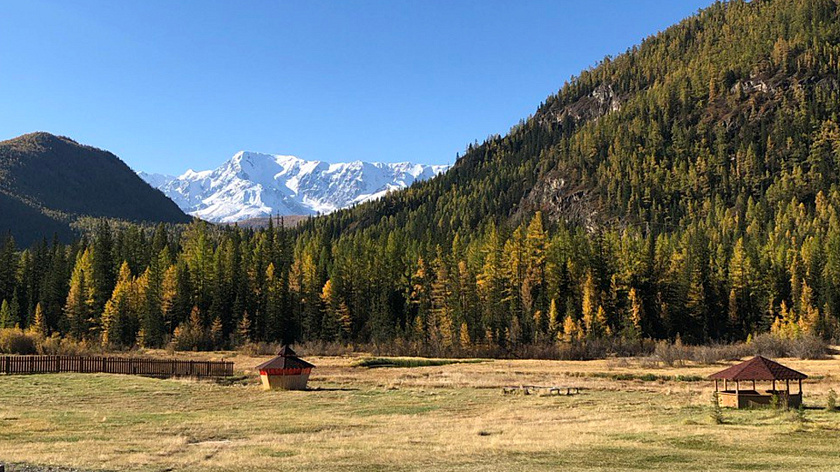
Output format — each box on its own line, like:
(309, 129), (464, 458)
(255, 346), (315, 390)
(709, 356), (807, 408)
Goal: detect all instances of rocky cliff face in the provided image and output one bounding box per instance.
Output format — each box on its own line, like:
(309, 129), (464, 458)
(539, 83), (623, 128)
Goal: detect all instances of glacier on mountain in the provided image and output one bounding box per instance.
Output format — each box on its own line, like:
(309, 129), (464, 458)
(139, 151), (448, 223)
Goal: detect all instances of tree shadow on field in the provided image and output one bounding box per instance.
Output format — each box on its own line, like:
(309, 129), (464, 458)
(308, 387), (359, 392)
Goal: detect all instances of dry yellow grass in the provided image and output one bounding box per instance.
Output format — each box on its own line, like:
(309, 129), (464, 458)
(1, 351), (839, 471)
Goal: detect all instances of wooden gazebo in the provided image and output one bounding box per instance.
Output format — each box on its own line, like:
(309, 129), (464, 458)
(255, 346), (315, 391)
(709, 356), (807, 409)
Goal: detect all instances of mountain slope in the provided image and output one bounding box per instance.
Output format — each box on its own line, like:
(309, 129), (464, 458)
(299, 0), (840, 241)
(274, 0), (840, 344)
(140, 152), (448, 222)
(0, 132), (191, 244)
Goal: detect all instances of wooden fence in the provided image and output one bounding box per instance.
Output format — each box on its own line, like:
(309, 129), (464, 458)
(0, 355), (234, 379)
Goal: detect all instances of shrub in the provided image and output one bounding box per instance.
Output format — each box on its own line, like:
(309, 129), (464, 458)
(654, 337), (690, 366)
(788, 334), (827, 360)
(36, 334), (94, 356)
(170, 321), (213, 352)
(747, 333), (789, 358)
(691, 343), (751, 365)
(827, 389), (837, 411)
(297, 341), (357, 357)
(0, 328), (38, 354)
(770, 393), (782, 411)
(748, 333), (827, 359)
(239, 341), (283, 356)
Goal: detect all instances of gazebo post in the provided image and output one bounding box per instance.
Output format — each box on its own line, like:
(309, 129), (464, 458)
(799, 379), (802, 395)
(724, 379), (728, 391)
(772, 379), (776, 393)
(752, 380), (756, 391)
(714, 379), (718, 392)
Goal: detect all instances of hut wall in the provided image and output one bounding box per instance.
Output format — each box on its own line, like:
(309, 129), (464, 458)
(261, 372), (311, 390)
(718, 391), (802, 409)
(719, 391), (740, 408)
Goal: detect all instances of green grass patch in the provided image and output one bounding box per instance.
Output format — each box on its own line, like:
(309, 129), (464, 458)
(579, 371), (705, 382)
(352, 357), (484, 368)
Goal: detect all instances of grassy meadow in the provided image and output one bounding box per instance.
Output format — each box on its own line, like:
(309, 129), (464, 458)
(1, 352), (840, 471)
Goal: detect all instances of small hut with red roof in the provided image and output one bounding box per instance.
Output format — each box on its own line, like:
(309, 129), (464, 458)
(255, 346), (315, 390)
(709, 356), (807, 408)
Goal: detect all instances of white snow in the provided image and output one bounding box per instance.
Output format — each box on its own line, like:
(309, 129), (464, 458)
(139, 151), (449, 223)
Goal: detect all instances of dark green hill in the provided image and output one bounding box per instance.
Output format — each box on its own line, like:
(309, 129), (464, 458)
(0, 132), (190, 245)
(302, 0), (840, 243)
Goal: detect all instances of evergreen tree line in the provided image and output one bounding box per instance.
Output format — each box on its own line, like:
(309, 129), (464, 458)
(1, 202), (839, 352)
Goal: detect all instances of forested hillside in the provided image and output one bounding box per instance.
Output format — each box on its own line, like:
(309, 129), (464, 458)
(3, 0), (840, 355)
(0, 132), (191, 245)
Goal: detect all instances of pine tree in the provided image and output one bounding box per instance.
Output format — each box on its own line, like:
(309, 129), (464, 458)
(430, 253), (455, 347)
(101, 262), (136, 348)
(210, 316), (224, 349)
(0, 299), (12, 328)
(524, 212), (548, 319)
(581, 270), (598, 336)
(548, 299), (561, 338)
(337, 302), (352, 340)
(0, 235), (17, 308)
(182, 220), (215, 311)
(409, 257), (432, 342)
(628, 288), (645, 337)
(91, 220), (116, 314)
(233, 310), (251, 346)
(459, 321), (471, 348)
(8, 292), (20, 330)
(798, 281), (820, 335)
(30, 303), (47, 337)
(477, 224), (505, 346)
(139, 249), (167, 348)
(160, 264), (179, 335)
(320, 279), (340, 341)
(561, 314), (581, 343)
(502, 226), (526, 332)
(64, 249), (96, 339)
(43, 239), (68, 334)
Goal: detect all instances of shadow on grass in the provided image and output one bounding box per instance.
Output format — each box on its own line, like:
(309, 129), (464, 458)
(308, 386), (360, 392)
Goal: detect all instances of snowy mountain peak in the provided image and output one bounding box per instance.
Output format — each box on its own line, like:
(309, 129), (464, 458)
(140, 151), (449, 223)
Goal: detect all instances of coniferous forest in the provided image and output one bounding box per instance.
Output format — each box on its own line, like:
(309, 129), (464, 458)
(3, 0), (840, 355)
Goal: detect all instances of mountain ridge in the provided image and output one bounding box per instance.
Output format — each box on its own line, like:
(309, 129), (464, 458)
(0, 132), (191, 244)
(140, 151), (448, 222)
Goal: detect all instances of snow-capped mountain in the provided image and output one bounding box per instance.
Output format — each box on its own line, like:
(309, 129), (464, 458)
(139, 151), (449, 223)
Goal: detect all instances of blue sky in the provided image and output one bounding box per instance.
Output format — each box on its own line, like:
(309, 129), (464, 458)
(0, 0), (713, 174)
